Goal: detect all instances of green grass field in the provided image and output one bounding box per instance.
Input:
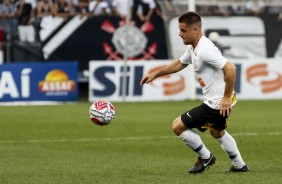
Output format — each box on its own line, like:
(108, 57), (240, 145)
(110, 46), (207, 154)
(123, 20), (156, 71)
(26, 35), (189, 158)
(0, 100), (281, 184)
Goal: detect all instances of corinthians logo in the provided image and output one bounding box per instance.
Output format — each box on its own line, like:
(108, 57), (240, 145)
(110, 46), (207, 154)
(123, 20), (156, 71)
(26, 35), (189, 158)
(38, 69), (75, 95)
(112, 25), (147, 57)
(101, 20), (157, 60)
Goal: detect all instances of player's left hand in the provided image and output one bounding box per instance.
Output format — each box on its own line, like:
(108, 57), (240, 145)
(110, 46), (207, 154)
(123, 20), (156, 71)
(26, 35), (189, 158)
(220, 96), (232, 117)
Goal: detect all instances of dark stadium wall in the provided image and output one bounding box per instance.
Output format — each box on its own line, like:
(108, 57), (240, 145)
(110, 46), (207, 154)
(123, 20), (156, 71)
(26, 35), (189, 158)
(262, 14), (282, 57)
(44, 16), (169, 71)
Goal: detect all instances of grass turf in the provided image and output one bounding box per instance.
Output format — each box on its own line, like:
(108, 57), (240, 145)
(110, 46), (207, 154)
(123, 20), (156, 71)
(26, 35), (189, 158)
(0, 100), (281, 184)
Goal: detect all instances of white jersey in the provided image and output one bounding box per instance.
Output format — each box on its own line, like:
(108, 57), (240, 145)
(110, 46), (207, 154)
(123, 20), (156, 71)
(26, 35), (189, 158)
(180, 36), (229, 109)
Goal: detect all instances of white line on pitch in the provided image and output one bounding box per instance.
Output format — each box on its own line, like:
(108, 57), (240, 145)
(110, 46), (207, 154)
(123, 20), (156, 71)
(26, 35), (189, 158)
(0, 132), (281, 144)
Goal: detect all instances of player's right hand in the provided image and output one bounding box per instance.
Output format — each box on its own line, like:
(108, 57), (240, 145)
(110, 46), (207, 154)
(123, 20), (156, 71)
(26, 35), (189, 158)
(140, 74), (156, 87)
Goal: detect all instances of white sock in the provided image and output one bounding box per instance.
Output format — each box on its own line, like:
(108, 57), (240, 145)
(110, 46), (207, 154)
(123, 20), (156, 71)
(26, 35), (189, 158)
(217, 131), (246, 168)
(178, 129), (211, 159)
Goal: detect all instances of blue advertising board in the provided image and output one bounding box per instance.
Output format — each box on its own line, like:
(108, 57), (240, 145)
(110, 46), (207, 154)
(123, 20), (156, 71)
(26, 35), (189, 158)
(0, 62), (78, 102)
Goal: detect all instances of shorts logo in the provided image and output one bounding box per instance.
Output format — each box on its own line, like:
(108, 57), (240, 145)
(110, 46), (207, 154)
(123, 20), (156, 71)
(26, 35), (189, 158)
(186, 112), (192, 118)
(201, 123), (214, 129)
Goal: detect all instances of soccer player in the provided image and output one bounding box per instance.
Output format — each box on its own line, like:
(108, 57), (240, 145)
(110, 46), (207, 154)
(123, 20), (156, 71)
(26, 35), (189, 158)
(140, 11), (249, 173)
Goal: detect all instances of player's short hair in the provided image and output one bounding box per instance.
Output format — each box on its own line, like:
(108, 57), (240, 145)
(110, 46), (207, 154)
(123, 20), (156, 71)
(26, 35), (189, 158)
(178, 11), (202, 27)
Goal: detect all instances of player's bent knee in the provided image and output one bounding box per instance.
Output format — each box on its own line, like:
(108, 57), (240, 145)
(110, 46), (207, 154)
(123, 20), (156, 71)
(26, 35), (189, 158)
(209, 127), (225, 139)
(172, 117), (186, 136)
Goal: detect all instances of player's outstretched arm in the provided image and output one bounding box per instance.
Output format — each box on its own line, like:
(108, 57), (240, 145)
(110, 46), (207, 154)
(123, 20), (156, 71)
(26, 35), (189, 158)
(140, 59), (187, 87)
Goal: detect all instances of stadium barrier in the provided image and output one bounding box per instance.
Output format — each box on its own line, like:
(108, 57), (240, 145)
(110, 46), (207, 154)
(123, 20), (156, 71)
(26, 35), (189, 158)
(89, 60), (196, 102)
(0, 62), (78, 105)
(89, 59), (282, 102)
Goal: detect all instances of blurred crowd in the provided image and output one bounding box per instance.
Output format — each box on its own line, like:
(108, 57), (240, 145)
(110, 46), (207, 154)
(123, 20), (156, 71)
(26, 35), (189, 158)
(0, 0), (281, 43)
(0, 0), (163, 42)
(196, 0), (282, 18)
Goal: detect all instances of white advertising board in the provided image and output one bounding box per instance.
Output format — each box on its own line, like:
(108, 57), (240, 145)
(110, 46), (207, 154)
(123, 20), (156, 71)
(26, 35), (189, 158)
(89, 60), (196, 102)
(234, 58), (282, 99)
(194, 58), (282, 100)
(89, 59), (282, 102)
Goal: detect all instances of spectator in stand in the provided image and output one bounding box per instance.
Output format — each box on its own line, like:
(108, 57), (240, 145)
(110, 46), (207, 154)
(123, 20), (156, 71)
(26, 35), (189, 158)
(111, 0), (133, 19)
(0, 0), (17, 37)
(88, 0), (110, 16)
(53, 0), (73, 19)
(15, 0), (37, 42)
(132, 0), (140, 19)
(212, 5), (232, 16)
(230, 4), (247, 15)
(0, 0), (17, 19)
(245, 0), (265, 16)
(36, 0), (55, 31)
(154, 0), (164, 20)
(162, 0), (173, 12)
(136, 0), (156, 22)
(197, 6), (213, 16)
(76, 0), (91, 17)
(36, 0), (55, 18)
(136, 0), (164, 22)
(68, 0), (78, 14)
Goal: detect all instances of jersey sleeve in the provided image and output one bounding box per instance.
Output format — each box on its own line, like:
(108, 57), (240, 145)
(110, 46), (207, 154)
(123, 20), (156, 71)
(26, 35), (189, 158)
(179, 45), (192, 65)
(199, 48), (228, 69)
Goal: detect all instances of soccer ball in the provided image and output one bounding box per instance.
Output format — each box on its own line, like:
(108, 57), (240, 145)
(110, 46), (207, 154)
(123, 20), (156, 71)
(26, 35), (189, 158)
(89, 100), (115, 126)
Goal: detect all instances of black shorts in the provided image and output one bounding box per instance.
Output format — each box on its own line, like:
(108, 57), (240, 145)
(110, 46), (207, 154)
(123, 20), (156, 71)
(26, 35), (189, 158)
(181, 103), (228, 132)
